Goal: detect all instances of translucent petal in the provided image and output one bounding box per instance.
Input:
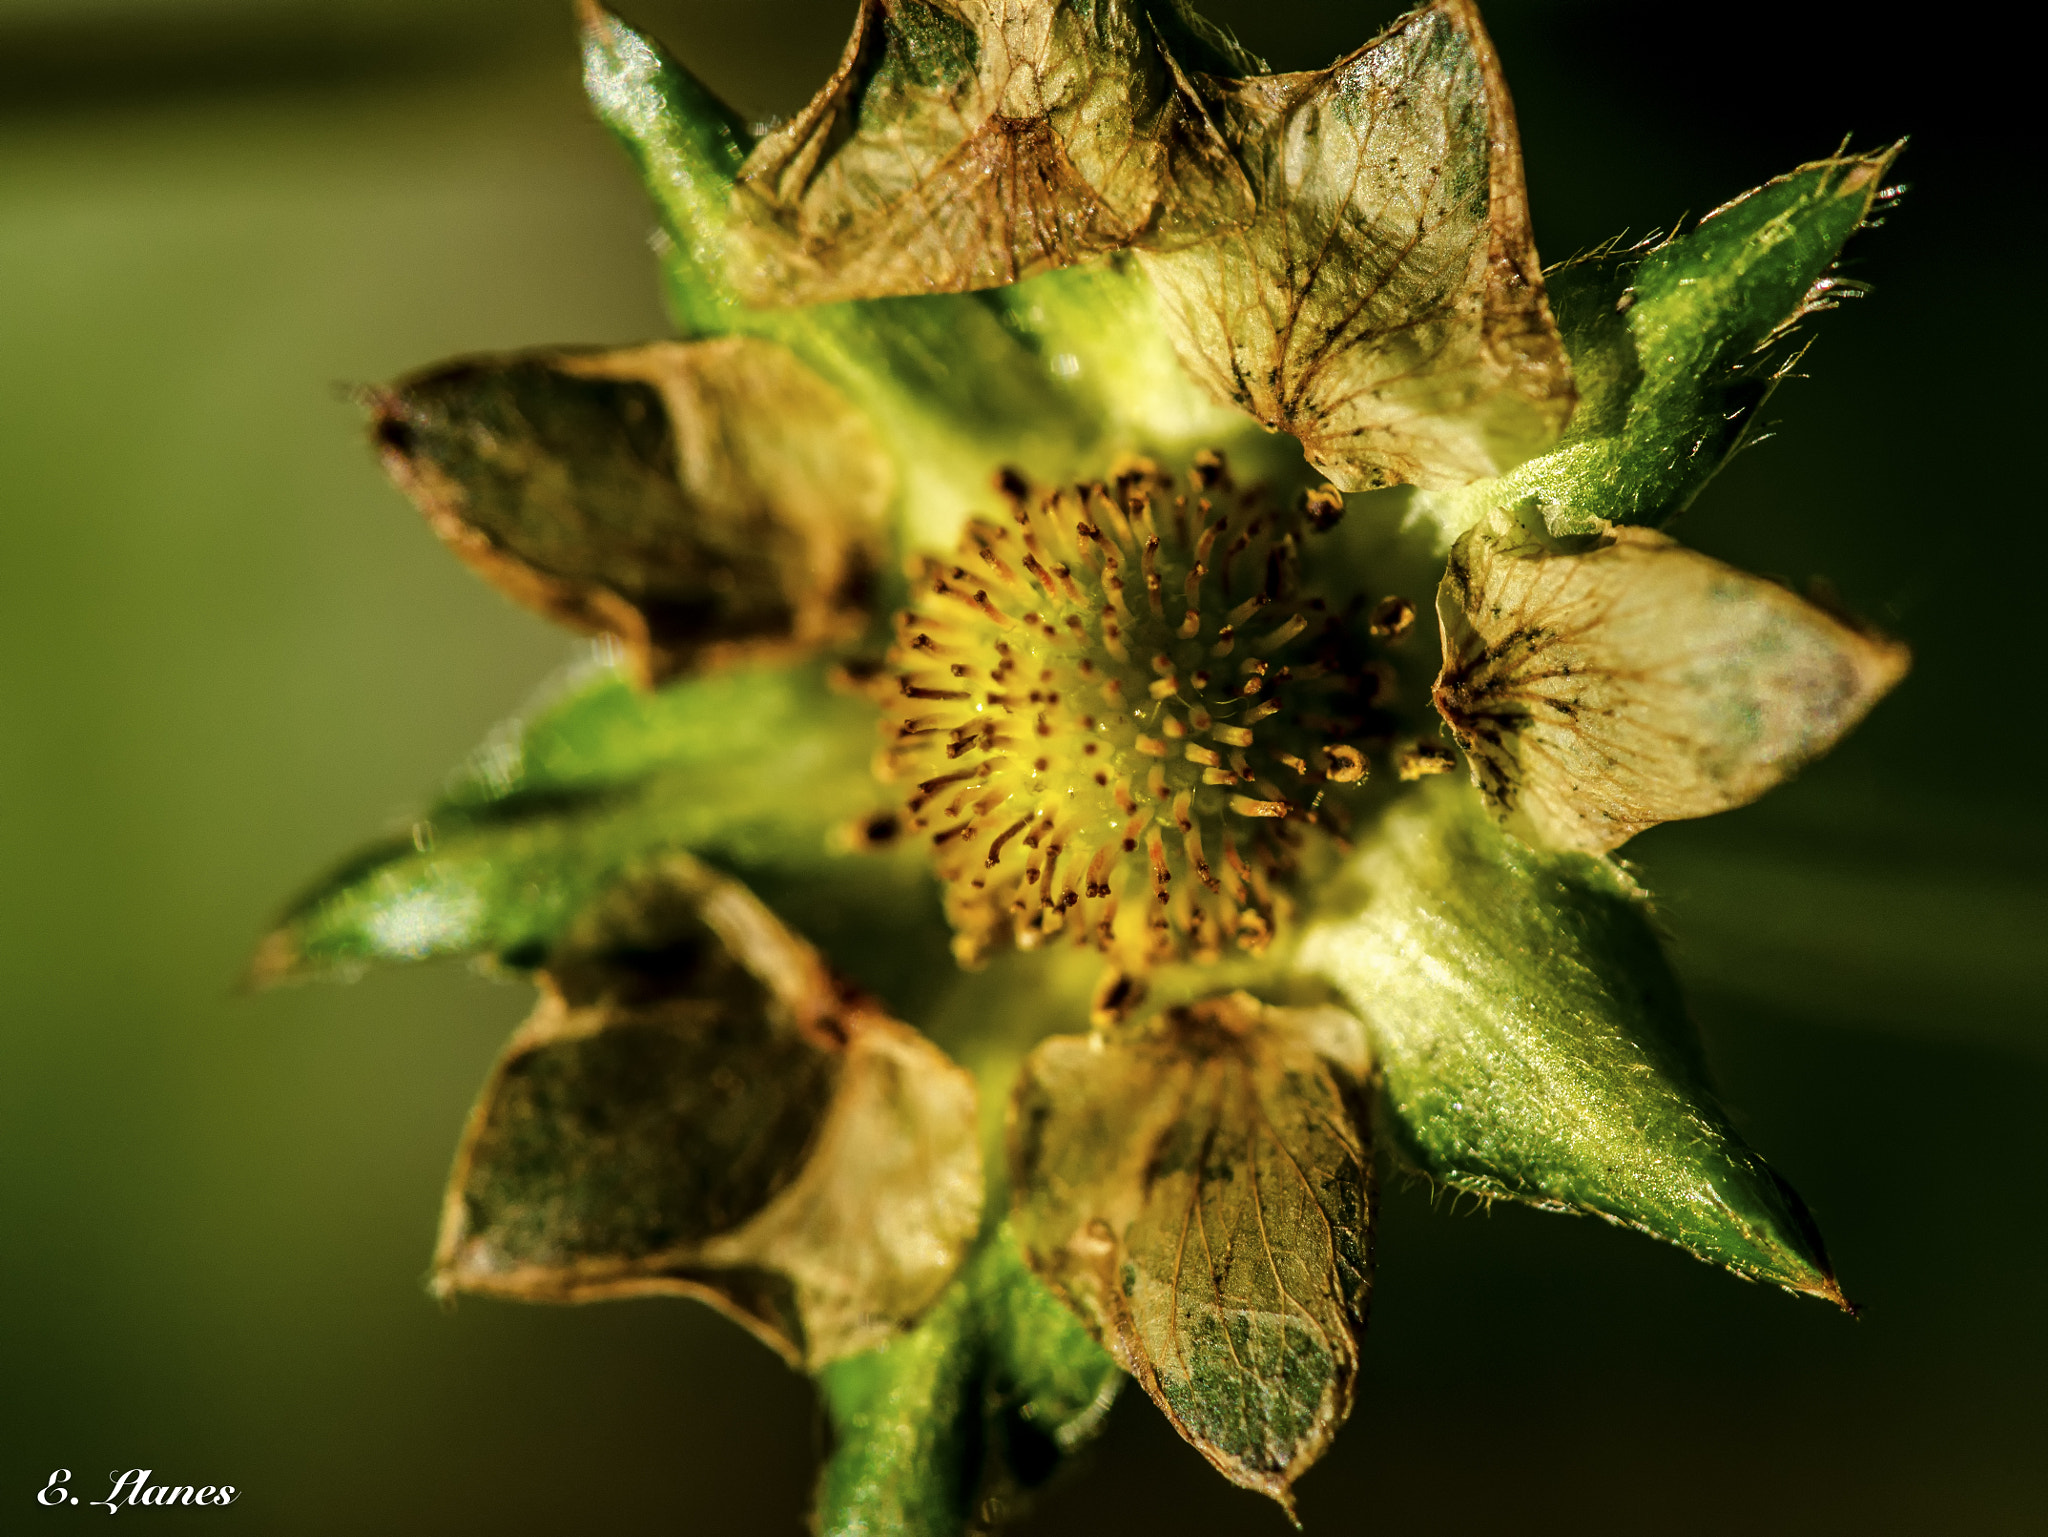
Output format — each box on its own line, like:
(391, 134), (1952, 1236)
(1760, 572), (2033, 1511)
(730, 0), (1251, 306)
(371, 339), (891, 686)
(1137, 0), (1574, 491)
(433, 853), (983, 1369)
(1009, 993), (1372, 1510)
(1434, 513), (1909, 854)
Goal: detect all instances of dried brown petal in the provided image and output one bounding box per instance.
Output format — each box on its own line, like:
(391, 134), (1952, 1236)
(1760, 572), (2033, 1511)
(728, 0), (1251, 306)
(433, 854), (982, 1369)
(1137, 0), (1574, 491)
(372, 337), (891, 686)
(1009, 993), (1373, 1511)
(1433, 516), (1910, 854)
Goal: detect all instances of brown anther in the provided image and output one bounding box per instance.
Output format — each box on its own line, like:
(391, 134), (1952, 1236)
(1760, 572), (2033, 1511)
(844, 811), (902, 850)
(901, 677), (972, 702)
(1303, 485), (1345, 532)
(986, 816), (1032, 866)
(1369, 595), (1416, 638)
(1091, 969), (1147, 1028)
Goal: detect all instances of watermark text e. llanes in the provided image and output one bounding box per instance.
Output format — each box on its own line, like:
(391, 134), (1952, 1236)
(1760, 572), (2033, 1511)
(38, 1470), (239, 1512)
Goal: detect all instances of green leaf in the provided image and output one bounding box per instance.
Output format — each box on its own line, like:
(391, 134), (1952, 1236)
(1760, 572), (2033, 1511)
(1432, 509), (1909, 853)
(369, 338), (892, 685)
(1008, 993), (1375, 1510)
(1136, 0), (1575, 492)
(1299, 779), (1847, 1305)
(579, 0), (752, 335)
(815, 1225), (1121, 1537)
(1414, 144), (1902, 542)
(250, 659), (913, 984)
(433, 852), (983, 1369)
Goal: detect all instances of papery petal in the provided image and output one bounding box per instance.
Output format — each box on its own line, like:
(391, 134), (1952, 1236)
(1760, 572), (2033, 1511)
(1009, 993), (1373, 1510)
(432, 853), (983, 1369)
(730, 0), (1252, 306)
(1433, 512), (1908, 854)
(371, 339), (891, 685)
(1137, 0), (1574, 491)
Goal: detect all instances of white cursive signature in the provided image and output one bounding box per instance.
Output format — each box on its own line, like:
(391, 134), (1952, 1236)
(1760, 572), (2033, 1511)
(38, 1469), (240, 1512)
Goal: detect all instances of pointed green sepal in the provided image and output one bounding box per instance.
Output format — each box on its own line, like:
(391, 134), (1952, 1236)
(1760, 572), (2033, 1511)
(1415, 143), (1902, 540)
(1299, 780), (1846, 1305)
(249, 659), (926, 985)
(814, 1226), (1119, 1537)
(579, 0), (751, 334)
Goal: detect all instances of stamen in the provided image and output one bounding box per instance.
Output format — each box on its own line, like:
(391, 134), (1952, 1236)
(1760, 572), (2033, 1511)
(875, 457), (1387, 968)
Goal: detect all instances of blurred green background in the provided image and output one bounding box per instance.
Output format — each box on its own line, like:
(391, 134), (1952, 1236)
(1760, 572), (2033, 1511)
(2, 0), (2041, 1531)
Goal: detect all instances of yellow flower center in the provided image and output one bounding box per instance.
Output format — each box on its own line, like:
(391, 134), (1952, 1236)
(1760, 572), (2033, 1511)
(878, 453), (1384, 971)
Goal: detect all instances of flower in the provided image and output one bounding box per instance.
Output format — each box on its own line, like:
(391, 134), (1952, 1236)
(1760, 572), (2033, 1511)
(256, 2), (1907, 1530)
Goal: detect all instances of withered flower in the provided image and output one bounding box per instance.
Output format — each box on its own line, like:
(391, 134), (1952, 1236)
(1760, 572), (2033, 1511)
(258, 3), (1906, 1529)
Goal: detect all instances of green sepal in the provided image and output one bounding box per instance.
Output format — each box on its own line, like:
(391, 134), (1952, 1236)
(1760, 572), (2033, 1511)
(1299, 780), (1846, 1305)
(579, 0), (751, 335)
(1414, 144), (1902, 541)
(815, 1224), (1119, 1537)
(250, 658), (924, 984)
